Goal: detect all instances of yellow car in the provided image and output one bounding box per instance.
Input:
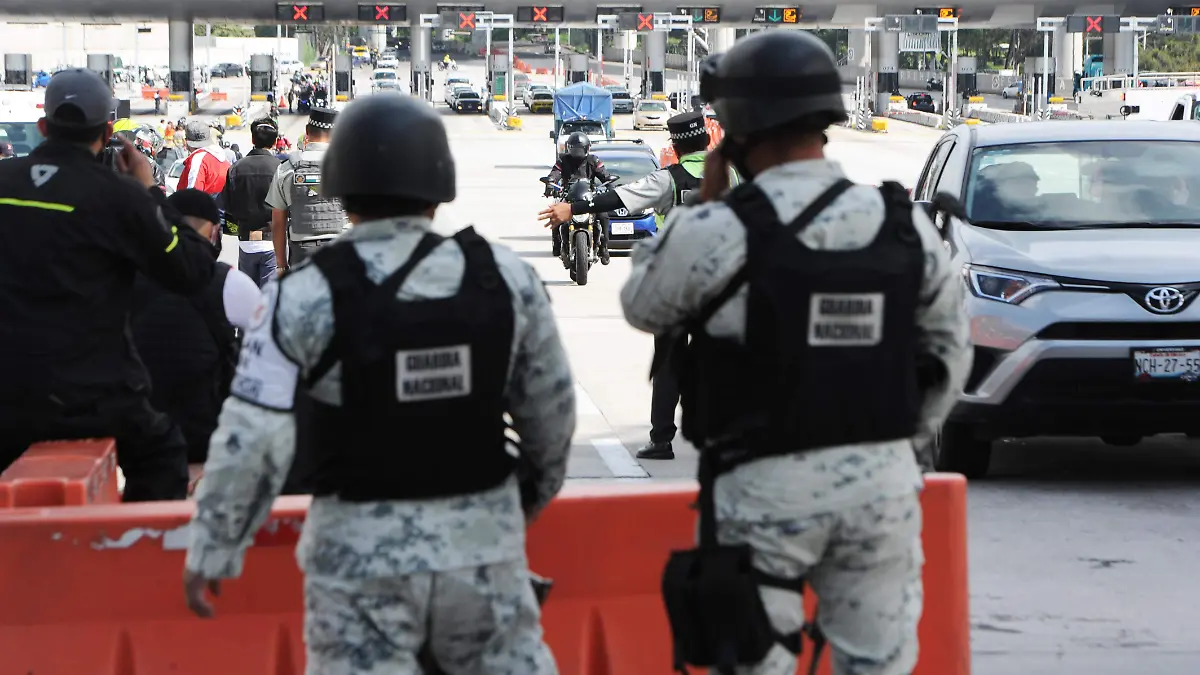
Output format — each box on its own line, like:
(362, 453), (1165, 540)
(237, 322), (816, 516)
(528, 91), (554, 113)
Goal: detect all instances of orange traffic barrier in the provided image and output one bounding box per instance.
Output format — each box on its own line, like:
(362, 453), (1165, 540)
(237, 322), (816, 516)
(536, 67), (549, 75)
(0, 438), (119, 508)
(0, 476), (968, 674)
(210, 91), (228, 101)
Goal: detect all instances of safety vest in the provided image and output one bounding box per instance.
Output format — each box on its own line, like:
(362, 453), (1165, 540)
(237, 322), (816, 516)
(656, 151), (707, 228)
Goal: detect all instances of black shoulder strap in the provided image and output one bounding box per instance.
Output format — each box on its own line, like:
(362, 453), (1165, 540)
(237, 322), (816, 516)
(783, 179), (855, 235)
(377, 231), (445, 300)
(877, 181), (922, 246)
(307, 242), (370, 386)
(453, 226), (504, 292)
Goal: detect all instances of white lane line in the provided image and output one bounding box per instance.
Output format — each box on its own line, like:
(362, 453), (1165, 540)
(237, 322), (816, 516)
(592, 437), (650, 479)
(574, 383), (604, 418)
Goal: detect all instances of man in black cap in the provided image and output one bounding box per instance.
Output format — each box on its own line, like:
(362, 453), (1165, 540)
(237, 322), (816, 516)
(0, 68), (217, 500)
(265, 107), (347, 274)
(539, 109), (734, 461)
(221, 117), (283, 287)
(130, 189), (263, 464)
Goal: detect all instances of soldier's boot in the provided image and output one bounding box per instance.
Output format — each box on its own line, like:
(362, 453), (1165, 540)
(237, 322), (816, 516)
(599, 239), (611, 265)
(636, 440), (674, 460)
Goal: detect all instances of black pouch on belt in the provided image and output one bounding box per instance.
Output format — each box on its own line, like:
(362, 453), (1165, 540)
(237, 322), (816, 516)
(661, 453), (788, 675)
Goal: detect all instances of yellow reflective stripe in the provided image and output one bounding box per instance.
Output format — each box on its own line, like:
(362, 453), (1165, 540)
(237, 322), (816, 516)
(0, 197), (75, 213)
(164, 225), (179, 253)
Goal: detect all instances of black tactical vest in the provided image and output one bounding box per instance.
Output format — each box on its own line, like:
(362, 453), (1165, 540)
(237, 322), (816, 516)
(225, 150), (281, 239)
(288, 153), (347, 242)
(676, 180), (924, 468)
(300, 227), (517, 502)
(667, 161), (703, 207)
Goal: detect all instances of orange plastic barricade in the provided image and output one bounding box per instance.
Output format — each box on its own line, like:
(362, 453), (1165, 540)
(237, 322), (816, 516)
(210, 92), (228, 101)
(0, 476), (968, 674)
(0, 438), (119, 508)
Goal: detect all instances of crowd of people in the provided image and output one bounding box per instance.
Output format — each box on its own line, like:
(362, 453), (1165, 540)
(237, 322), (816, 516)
(0, 30), (972, 675)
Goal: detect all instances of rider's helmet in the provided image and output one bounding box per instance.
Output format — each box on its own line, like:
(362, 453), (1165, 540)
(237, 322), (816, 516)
(565, 131), (590, 160)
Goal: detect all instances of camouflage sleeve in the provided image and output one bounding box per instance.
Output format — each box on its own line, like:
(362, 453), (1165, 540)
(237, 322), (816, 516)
(910, 208), (972, 442)
(185, 269), (334, 579)
(498, 251), (575, 519)
(620, 202), (745, 335)
(613, 168), (675, 215)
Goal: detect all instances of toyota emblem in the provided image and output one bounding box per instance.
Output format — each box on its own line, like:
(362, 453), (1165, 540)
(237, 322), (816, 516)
(1144, 286), (1187, 314)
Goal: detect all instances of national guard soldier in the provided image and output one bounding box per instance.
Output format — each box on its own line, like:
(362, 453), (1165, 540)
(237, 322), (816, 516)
(539, 110), (734, 462)
(265, 107), (348, 274)
(183, 93), (573, 675)
(623, 32), (971, 675)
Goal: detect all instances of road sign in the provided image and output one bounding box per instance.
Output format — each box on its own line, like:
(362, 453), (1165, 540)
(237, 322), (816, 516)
(914, 6), (959, 18)
(619, 11), (655, 30)
(1162, 14), (1200, 32)
(1065, 14), (1119, 34)
(517, 5), (564, 22)
(677, 6), (722, 23)
(358, 4), (407, 21)
(597, 5), (640, 22)
(276, 3), (325, 21)
(751, 6), (801, 23)
(899, 31), (940, 51)
(1168, 6), (1200, 15)
(883, 14), (938, 32)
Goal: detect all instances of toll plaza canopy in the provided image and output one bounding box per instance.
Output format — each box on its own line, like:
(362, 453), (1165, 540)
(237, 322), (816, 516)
(0, 0), (1184, 25)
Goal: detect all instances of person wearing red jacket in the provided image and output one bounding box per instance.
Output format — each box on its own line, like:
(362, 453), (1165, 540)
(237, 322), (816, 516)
(176, 120), (231, 197)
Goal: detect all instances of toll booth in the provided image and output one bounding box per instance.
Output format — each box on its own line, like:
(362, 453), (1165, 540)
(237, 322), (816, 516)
(2, 54), (33, 90)
(490, 54), (510, 97)
(334, 54), (352, 100)
(86, 54), (117, 91)
(567, 54), (588, 84)
(956, 56), (978, 98)
(249, 54), (275, 97)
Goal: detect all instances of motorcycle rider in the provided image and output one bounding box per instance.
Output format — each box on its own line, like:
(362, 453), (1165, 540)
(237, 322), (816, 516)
(543, 131), (615, 265)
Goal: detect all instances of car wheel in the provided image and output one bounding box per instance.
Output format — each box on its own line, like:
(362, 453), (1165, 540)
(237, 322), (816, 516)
(932, 421), (993, 479)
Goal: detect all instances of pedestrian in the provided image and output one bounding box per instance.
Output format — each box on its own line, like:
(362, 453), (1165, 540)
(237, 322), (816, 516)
(129, 189), (262, 464)
(221, 117), (283, 288)
(182, 93), (573, 674)
(624, 32), (971, 675)
(0, 69), (216, 500)
(264, 107), (346, 274)
(539, 109), (737, 461)
(176, 120), (231, 197)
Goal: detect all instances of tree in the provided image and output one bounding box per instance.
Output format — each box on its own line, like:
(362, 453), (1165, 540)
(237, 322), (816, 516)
(193, 24), (254, 38)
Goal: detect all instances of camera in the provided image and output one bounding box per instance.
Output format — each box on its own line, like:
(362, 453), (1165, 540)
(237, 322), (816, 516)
(100, 136), (123, 170)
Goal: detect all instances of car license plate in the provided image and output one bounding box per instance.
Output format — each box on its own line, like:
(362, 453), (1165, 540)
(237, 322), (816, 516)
(611, 222), (634, 235)
(1133, 347), (1200, 381)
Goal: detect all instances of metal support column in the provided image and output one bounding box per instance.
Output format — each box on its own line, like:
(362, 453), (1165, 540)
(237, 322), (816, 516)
(940, 17), (958, 127)
(1035, 17), (1063, 113)
(416, 16), (438, 102)
(554, 27), (561, 88)
(168, 19), (194, 112)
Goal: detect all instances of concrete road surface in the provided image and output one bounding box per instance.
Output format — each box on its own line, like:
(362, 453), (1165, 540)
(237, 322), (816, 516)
(214, 59), (1200, 674)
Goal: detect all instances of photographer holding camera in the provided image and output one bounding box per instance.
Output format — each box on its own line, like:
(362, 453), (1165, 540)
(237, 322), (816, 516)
(0, 68), (218, 501)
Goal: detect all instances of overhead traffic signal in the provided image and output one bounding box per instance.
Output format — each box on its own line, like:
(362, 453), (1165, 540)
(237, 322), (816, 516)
(277, 3), (325, 22)
(619, 11), (655, 30)
(358, 4), (408, 21)
(1065, 14), (1120, 33)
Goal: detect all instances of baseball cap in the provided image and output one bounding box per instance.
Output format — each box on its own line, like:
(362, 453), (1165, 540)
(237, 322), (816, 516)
(44, 69), (116, 128)
(166, 188), (221, 226)
(185, 120), (210, 148)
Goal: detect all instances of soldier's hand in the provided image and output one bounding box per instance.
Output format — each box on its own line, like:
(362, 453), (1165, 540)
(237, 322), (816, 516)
(538, 202), (572, 228)
(699, 146), (732, 204)
(183, 569), (222, 618)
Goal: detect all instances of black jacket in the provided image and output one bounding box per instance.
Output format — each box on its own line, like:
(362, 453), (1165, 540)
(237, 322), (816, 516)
(545, 154), (614, 195)
(0, 141), (215, 402)
(221, 148), (281, 239)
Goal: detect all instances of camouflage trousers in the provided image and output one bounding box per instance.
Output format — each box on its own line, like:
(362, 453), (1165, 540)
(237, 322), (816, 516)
(717, 491), (924, 675)
(303, 562), (559, 675)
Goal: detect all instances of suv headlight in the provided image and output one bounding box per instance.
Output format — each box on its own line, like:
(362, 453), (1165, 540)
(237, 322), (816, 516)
(963, 264), (1059, 304)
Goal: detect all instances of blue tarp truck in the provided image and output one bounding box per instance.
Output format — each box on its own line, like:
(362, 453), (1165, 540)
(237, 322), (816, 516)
(550, 82), (614, 153)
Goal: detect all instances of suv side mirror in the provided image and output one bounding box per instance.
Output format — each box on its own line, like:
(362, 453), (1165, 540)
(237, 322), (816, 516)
(549, 130), (556, 139)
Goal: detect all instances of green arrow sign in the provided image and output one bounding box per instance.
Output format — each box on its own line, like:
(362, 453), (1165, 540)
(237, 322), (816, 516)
(768, 9), (781, 21)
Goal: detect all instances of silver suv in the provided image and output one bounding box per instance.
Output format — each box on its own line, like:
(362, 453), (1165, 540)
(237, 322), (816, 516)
(914, 121), (1200, 478)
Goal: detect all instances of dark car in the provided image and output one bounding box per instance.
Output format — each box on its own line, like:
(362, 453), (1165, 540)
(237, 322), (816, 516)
(907, 92), (936, 113)
(912, 120), (1200, 478)
(211, 63), (245, 78)
(452, 90), (483, 114)
(590, 147), (660, 250)
(926, 77), (944, 91)
(605, 85), (635, 114)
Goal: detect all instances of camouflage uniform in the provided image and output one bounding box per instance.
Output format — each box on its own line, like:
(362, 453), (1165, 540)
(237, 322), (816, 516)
(620, 159), (971, 675)
(186, 217), (575, 675)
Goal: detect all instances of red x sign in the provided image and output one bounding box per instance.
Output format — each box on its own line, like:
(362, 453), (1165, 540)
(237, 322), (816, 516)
(374, 4), (389, 19)
(1085, 15), (1102, 32)
(460, 11), (476, 28)
(532, 5), (547, 21)
(293, 4), (308, 20)
(638, 13), (653, 29)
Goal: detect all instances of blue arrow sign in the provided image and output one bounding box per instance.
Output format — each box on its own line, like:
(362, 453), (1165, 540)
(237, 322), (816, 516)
(768, 9), (781, 21)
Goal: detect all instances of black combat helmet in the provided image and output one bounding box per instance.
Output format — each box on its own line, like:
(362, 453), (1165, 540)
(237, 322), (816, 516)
(565, 131), (590, 159)
(320, 92), (456, 204)
(699, 30), (847, 139)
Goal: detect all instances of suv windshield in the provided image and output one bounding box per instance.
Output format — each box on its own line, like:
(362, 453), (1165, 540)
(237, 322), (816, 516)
(966, 140), (1200, 228)
(563, 123), (603, 136)
(639, 101), (668, 112)
(374, 71), (396, 80)
(0, 122), (44, 157)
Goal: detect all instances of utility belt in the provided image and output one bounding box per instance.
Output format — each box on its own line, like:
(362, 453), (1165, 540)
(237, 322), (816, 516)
(287, 236), (335, 265)
(660, 450), (826, 675)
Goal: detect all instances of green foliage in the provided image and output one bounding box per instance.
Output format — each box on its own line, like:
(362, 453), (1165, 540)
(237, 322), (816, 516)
(193, 24), (255, 38)
(1139, 34), (1200, 72)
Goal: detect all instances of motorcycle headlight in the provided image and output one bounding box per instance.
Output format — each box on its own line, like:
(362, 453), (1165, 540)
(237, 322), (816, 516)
(571, 213), (589, 224)
(963, 264), (1059, 304)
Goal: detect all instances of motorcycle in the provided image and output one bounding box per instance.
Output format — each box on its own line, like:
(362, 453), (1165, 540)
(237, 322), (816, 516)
(541, 175), (619, 286)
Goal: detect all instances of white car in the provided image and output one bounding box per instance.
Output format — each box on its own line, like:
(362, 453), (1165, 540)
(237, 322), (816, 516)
(372, 68), (400, 91)
(377, 56), (400, 69)
(1002, 81), (1024, 99)
(277, 59), (302, 74)
(633, 99), (672, 130)
(164, 159), (185, 196)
